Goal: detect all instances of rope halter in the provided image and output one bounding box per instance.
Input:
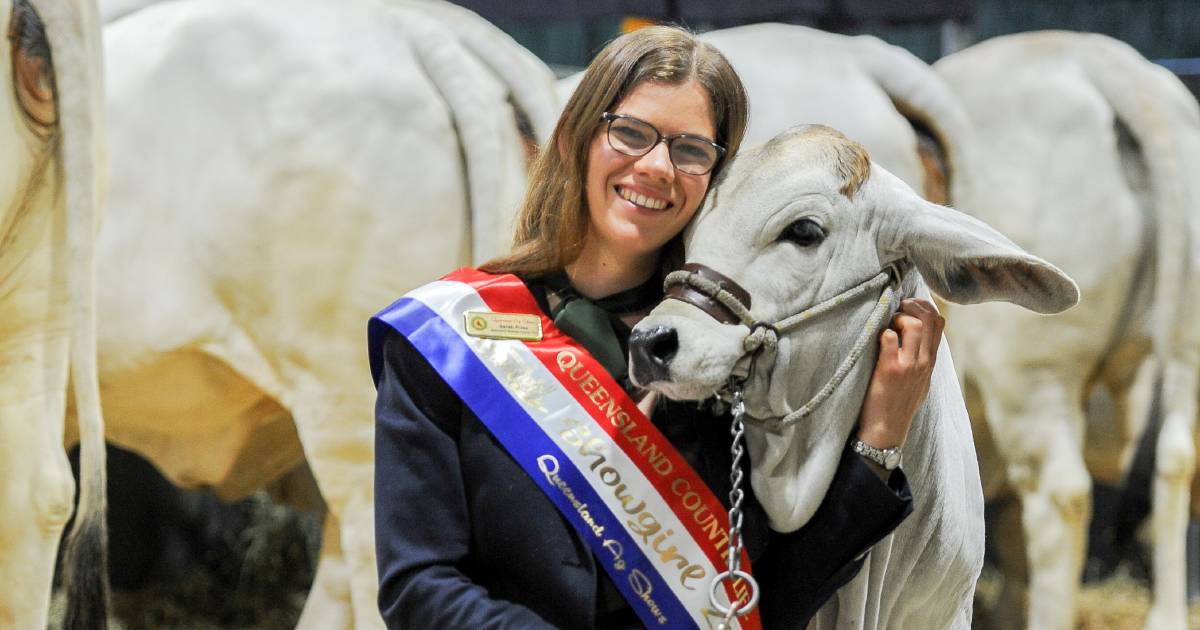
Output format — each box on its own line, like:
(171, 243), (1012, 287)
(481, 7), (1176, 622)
(663, 261), (905, 429)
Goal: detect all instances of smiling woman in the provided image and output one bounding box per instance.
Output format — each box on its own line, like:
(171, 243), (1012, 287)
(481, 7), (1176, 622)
(371, 24), (945, 630)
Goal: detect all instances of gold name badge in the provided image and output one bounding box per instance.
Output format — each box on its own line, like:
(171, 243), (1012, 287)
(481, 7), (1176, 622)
(464, 311), (543, 341)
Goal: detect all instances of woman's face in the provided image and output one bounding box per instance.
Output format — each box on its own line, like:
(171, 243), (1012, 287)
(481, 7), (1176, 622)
(583, 79), (717, 265)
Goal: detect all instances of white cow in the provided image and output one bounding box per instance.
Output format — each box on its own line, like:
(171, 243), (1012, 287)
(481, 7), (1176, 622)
(95, 0), (554, 627)
(935, 32), (1200, 630)
(700, 23), (975, 206)
(0, 0), (108, 628)
(559, 23), (977, 207)
(630, 124), (1079, 629)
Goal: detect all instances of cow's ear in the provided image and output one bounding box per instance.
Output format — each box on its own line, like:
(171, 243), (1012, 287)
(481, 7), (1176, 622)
(895, 201), (1079, 314)
(11, 6), (57, 127)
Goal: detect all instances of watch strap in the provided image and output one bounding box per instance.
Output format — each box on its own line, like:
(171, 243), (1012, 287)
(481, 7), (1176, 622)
(851, 439), (902, 471)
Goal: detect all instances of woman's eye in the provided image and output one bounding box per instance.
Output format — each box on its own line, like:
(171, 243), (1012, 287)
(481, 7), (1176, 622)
(613, 125), (652, 146)
(780, 219), (826, 247)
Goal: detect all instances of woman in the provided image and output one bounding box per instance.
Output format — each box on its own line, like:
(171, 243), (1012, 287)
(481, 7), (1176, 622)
(370, 25), (944, 629)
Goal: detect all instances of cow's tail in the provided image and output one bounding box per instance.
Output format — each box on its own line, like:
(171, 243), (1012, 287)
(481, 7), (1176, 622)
(403, 9), (526, 265)
(849, 33), (979, 209)
(33, 0), (110, 627)
(1074, 33), (1200, 365)
(396, 0), (559, 145)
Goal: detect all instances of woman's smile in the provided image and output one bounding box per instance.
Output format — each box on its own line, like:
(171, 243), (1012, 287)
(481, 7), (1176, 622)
(615, 184), (671, 211)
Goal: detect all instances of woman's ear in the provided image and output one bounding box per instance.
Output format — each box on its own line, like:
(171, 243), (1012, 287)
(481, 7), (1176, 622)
(895, 200), (1079, 314)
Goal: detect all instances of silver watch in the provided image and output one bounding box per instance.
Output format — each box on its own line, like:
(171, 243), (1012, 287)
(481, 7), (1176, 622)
(852, 439), (903, 471)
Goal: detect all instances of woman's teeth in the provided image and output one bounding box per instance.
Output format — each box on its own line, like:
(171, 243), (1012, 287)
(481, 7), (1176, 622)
(617, 186), (668, 210)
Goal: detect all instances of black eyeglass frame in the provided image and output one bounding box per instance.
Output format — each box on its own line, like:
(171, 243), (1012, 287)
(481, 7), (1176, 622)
(600, 112), (726, 176)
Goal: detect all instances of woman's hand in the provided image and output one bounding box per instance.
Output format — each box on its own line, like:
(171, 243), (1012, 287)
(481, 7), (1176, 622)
(856, 298), (945, 454)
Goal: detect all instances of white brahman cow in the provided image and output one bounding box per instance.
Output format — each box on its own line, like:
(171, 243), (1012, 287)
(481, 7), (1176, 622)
(0, 0), (108, 628)
(95, 0), (555, 627)
(936, 32), (1200, 629)
(629, 124), (1079, 629)
(96, 0), (554, 624)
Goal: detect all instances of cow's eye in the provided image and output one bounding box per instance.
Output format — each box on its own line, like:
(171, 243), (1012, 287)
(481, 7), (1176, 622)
(781, 219), (825, 247)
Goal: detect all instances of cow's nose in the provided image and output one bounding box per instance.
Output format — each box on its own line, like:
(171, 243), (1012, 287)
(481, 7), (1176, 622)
(629, 326), (677, 383)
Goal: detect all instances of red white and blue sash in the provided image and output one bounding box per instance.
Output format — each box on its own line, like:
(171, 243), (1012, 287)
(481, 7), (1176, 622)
(369, 269), (761, 630)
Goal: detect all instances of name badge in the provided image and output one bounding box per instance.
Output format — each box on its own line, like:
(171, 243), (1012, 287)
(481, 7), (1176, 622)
(464, 311), (543, 341)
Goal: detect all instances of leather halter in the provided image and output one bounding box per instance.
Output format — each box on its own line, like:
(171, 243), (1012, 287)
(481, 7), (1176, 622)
(664, 263), (751, 326)
(663, 261), (906, 429)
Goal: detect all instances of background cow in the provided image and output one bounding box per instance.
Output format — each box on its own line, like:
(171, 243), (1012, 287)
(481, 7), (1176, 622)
(560, 23), (975, 210)
(936, 31), (1200, 629)
(86, 0), (556, 627)
(0, 0), (108, 628)
(699, 23), (974, 209)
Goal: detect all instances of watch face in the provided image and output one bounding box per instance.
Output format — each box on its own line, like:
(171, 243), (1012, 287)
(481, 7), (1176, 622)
(885, 450), (902, 470)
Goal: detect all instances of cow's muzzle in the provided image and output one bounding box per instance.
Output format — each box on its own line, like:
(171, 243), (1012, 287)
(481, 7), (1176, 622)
(628, 326), (677, 384)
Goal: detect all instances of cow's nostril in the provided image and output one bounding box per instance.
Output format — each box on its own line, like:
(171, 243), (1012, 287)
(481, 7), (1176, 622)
(629, 326), (677, 384)
(648, 329), (678, 363)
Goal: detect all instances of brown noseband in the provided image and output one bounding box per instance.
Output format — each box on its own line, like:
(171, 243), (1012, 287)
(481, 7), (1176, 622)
(663, 263), (752, 326)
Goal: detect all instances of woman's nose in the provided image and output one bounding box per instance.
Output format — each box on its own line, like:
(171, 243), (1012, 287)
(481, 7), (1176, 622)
(635, 141), (674, 182)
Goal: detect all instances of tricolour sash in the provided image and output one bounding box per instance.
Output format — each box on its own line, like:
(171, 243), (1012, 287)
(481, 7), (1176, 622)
(369, 269), (761, 630)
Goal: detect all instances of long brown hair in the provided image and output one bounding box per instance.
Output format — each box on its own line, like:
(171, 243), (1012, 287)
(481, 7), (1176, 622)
(482, 25), (748, 277)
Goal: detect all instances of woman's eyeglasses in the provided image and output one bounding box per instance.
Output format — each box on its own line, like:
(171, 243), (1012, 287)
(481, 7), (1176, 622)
(601, 112), (725, 176)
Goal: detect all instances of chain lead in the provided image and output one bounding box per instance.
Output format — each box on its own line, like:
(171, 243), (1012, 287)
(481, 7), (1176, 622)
(710, 380), (759, 628)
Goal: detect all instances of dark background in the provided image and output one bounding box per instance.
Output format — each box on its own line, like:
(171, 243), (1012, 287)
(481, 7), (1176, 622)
(449, 0), (1200, 87)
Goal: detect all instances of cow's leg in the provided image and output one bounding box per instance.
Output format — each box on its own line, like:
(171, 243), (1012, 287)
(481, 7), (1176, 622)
(0, 223), (74, 628)
(0, 354), (74, 629)
(340, 494), (381, 628)
(288, 394), (383, 630)
(1145, 356), (1199, 630)
(296, 512), (354, 630)
(982, 372), (1090, 630)
(964, 375), (1029, 630)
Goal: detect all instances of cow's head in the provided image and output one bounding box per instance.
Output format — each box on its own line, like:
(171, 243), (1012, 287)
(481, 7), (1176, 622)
(629, 124), (1077, 530)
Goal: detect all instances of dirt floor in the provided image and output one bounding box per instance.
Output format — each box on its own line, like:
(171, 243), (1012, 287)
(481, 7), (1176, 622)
(975, 566), (1200, 630)
(1075, 577), (1200, 630)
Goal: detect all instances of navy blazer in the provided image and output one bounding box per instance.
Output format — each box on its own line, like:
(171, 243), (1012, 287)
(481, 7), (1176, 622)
(372, 321), (912, 629)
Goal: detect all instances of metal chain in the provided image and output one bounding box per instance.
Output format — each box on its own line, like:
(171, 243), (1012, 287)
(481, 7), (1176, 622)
(723, 386), (748, 627)
(710, 380), (759, 628)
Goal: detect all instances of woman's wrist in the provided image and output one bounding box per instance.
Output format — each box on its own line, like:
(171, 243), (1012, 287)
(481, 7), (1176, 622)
(854, 419), (905, 482)
(855, 418), (906, 450)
